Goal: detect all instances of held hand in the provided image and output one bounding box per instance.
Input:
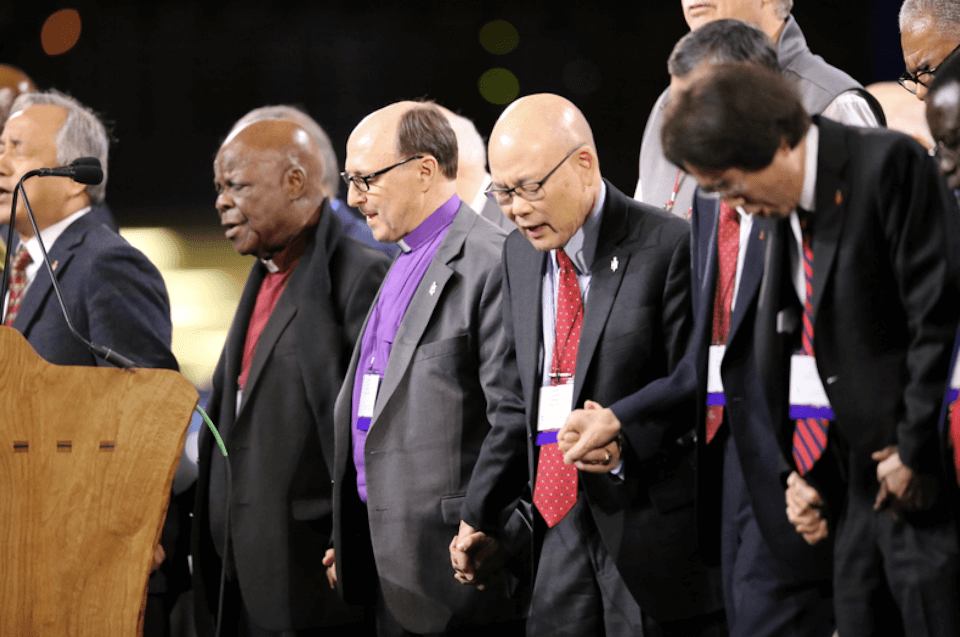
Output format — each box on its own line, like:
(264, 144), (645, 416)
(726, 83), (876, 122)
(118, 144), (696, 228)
(323, 548), (337, 589)
(450, 520), (506, 590)
(559, 401), (622, 471)
(785, 471), (828, 545)
(150, 544), (166, 573)
(872, 446), (938, 513)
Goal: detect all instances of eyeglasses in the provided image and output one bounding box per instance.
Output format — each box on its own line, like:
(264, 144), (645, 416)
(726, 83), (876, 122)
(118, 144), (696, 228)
(898, 42), (960, 95)
(486, 143), (587, 206)
(698, 176), (747, 201)
(341, 155), (424, 192)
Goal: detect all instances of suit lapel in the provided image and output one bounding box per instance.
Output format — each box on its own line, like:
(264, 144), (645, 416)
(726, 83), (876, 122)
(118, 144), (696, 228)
(727, 219), (766, 346)
(373, 204), (474, 424)
(13, 219), (85, 336)
(574, 191), (629, 406)
(510, 242), (546, 419)
(809, 119), (849, 324)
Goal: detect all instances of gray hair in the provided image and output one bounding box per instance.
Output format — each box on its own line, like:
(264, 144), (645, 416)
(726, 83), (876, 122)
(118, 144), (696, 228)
(773, 0), (794, 20)
(668, 19), (779, 78)
(899, 0), (960, 35)
(9, 90), (109, 204)
(230, 105), (339, 198)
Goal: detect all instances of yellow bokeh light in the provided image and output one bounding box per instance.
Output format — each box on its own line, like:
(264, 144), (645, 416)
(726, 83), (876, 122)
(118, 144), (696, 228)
(479, 20), (520, 55)
(478, 68), (520, 105)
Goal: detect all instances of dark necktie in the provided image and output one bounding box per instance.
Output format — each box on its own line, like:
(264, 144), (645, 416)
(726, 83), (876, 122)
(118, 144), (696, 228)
(705, 201), (739, 443)
(533, 249), (582, 527)
(4, 245), (33, 327)
(792, 215), (828, 475)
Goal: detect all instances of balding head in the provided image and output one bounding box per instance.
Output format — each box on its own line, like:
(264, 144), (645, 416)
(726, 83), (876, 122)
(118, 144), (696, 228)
(214, 119), (325, 262)
(344, 101), (459, 243)
(488, 94), (600, 251)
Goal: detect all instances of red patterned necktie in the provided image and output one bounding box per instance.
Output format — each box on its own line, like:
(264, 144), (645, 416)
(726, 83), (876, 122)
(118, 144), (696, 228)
(792, 216), (828, 475)
(533, 249), (582, 528)
(950, 389), (960, 487)
(705, 202), (739, 443)
(4, 245), (33, 327)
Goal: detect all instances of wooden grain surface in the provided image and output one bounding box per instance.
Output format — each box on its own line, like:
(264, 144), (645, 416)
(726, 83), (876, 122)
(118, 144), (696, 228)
(0, 328), (198, 636)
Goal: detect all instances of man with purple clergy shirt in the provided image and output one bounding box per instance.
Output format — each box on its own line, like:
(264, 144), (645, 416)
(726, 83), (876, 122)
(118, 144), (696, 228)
(451, 93), (723, 637)
(325, 101), (528, 637)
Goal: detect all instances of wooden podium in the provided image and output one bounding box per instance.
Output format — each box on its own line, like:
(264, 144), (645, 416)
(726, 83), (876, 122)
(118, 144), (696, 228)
(0, 328), (198, 636)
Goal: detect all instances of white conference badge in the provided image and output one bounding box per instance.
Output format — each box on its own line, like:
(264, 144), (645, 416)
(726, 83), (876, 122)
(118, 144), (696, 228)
(537, 379), (575, 446)
(788, 354), (835, 420)
(357, 373), (381, 431)
(707, 345), (726, 407)
(949, 354), (960, 405)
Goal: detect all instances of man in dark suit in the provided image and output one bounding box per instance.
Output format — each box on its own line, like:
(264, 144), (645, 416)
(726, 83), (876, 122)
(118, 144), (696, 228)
(326, 101), (526, 637)
(661, 64), (960, 637)
(192, 116), (389, 636)
(0, 91), (181, 636)
(452, 93), (721, 636)
(561, 25), (840, 637)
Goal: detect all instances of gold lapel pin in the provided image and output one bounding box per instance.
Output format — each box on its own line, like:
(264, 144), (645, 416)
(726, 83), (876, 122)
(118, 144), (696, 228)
(835, 190), (842, 205)
(51, 260), (59, 272)
(759, 230), (765, 240)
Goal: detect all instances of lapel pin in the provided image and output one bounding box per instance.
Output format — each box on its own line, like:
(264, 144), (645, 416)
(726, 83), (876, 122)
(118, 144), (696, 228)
(51, 260), (58, 272)
(610, 256), (619, 273)
(759, 230), (765, 240)
(429, 281), (437, 296)
(835, 190), (842, 205)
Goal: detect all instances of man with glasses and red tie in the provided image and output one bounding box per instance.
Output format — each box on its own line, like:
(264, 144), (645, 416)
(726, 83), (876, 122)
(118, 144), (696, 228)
(453, 93), (723, 637)
(662, 64), (960, 637)
(899, 0), (960, 101)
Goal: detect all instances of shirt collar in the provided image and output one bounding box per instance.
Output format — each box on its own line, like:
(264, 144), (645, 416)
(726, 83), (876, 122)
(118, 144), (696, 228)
(798, 123), (819, 213)
(21, 206), (91, 266)
(399, 194), (460, 252)
(470, 174), (493, 214)
(553, 180), (606, 274)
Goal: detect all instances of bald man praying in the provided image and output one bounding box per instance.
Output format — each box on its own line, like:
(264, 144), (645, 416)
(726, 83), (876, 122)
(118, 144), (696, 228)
(455, 93), (723, 637)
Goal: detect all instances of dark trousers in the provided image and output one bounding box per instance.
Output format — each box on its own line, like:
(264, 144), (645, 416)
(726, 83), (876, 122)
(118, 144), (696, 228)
(219, 577), (373, 637)
(526, 498), (643, 637)
(834, 451), (960, 637)
(720, 433), (834, 637)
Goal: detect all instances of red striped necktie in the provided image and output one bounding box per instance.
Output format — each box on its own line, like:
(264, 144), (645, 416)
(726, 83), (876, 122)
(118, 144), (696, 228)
(4, 245), (33, 327)
(706, 201), (739, 443)
(792, 214), (828, 475)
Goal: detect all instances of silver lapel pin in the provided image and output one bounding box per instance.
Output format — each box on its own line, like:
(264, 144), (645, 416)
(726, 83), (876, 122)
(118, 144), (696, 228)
(610, 256), (619, 273)
(429, 281), (437, 296)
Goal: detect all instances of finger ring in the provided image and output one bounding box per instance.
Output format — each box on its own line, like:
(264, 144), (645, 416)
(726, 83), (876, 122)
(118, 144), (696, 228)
(603, 451), (612, 466)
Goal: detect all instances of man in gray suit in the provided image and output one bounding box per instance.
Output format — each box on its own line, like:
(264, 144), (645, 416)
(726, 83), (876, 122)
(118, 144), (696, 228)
(636, 0), (884, 218)
(325, 101), (527, 637)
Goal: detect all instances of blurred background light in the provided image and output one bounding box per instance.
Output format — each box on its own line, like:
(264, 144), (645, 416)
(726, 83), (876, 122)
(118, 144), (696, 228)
(478, 68), (519, 105)
(41, 9), (82, 56)
(479, 20), (520, 55)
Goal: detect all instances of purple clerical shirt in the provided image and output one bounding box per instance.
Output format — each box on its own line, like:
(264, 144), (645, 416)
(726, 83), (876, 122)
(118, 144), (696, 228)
(351, 195), (460, 501)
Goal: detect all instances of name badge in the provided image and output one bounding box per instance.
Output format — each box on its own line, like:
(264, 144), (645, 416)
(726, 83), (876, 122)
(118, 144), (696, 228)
(357, 373), (381, 432)
(788, 354), (835, 420)
(536, 379), (574, 446)
(949, 356), (960, 403)
(707, 345), (726, 407)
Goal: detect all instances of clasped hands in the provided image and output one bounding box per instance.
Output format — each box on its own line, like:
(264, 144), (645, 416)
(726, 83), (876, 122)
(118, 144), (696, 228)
(871, 445), (937, 516)
(555, 400), (623, 473)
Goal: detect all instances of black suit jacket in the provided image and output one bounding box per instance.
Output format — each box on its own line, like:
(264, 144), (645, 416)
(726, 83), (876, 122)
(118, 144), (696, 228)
(786, 118), (960, 477)
(463, 181), (717, 622)
(192, 202), (389, 633)
(608, 188), (838, 580)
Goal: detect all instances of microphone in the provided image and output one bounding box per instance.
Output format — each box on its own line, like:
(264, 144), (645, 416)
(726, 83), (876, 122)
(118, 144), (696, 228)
(35, 157), (104, 185)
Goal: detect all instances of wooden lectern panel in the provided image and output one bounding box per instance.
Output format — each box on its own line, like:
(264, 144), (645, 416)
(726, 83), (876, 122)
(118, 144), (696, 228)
(0, 328), (198, 636)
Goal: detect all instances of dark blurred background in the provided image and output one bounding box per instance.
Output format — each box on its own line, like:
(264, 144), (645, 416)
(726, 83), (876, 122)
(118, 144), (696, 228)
(0, 1), (909, 227)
